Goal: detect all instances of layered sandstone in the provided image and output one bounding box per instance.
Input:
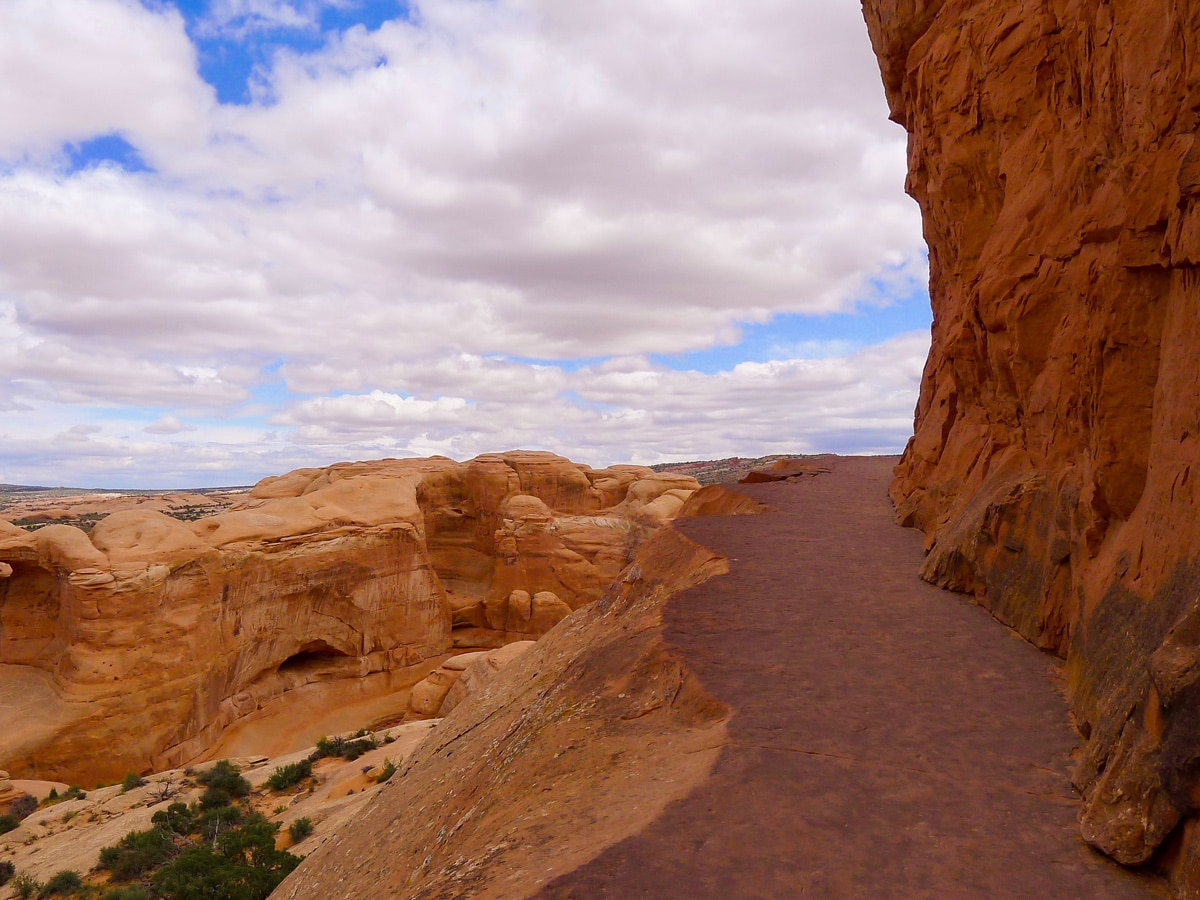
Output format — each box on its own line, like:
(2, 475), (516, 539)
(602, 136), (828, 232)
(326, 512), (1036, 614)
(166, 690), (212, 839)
(275, 506), (732, 900)
(862, 0), (1200, 889)
(0, 452), (696, 785)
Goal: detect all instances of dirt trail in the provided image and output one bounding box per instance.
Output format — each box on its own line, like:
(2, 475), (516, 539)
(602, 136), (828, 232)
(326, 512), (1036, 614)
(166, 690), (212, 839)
(540, 455), (1165, 898)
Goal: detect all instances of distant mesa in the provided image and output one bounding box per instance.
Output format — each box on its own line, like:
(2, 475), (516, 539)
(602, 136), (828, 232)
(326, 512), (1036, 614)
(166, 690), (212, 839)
(0, 451), (699, 784)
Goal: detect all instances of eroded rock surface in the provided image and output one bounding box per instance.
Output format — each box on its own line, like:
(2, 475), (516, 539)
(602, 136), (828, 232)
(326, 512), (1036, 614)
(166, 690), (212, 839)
(275, 515), (731, 900)
(0, 452), (696, 785)
(863, 0), (1200, 888)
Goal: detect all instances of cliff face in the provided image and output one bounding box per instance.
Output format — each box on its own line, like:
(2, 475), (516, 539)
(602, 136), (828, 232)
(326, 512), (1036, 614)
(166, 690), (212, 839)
(0, 452), (696, 784)
(862, 0), (1200, 886)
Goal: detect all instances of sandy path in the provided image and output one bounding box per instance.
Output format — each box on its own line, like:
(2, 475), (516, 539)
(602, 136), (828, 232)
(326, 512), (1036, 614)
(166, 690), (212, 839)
(540, 455), (1164, 898)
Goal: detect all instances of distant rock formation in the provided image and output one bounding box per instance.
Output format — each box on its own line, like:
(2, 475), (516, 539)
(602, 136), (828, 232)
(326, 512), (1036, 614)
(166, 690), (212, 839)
(0, 452), (696, 785)
(863, 0), (1200, 887)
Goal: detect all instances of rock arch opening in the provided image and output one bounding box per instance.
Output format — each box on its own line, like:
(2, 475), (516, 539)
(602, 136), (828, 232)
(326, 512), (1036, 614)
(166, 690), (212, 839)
(277, 641), (353, 677)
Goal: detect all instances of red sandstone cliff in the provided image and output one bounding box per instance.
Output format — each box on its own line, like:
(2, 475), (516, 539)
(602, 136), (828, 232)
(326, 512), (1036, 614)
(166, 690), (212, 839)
(862, 0), (1200, 890)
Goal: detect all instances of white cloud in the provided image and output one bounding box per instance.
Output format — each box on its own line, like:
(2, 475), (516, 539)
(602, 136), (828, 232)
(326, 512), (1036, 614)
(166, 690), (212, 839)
(273, 331), (929, 466)
(144, 414), (196, 434)
(0, 0), (927, 487)
(0, 0), (213, 163)
(199, 0), (316, 37)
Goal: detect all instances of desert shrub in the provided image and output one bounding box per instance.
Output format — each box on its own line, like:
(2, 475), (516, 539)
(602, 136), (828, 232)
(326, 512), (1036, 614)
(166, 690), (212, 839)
(11, 874), (40, 900)
(310, 735), (344, 760)
(98, 827), (176, 881)
(121, 773), (146, 793)
(46, 788), (58, 801)
(37, 870), (82, 897)
(0, 814), (20, 834)
(310, 733), (377, 761)
(376, 758), (397, 783)
(197, 804), (244, 841)
(101, 888), (149, 900)
(265, 759), (312, 791)
(217, 817), (278, 862)
(287, 817), (313, 842)
(63, 786), (85, 801)
(0, 860), (14, 885)
(151, 802), (195, 835)
(340, 738), (376, 761)
(9, 794), (38, 820)
(199, 786), (235, 810)
(153, 820), (299, 900)
(195, 761), (250, 799)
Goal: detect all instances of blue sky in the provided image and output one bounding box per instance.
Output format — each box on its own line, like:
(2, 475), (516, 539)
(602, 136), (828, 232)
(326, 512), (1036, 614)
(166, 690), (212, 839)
(0, 0), (927, 488)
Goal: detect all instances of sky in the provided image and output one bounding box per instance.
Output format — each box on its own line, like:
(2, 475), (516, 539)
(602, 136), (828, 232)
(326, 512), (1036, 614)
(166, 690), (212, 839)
(0, 0), (928, 488)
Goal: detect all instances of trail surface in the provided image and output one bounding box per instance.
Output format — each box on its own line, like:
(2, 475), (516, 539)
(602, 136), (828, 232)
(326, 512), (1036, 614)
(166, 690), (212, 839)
(540, 455), (1164, 898)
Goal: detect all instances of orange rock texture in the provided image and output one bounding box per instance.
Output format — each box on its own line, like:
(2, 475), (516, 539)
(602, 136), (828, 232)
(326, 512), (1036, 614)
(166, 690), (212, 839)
(275, 509), (730, 900)
(863, 0), (1200, 886)
(0, 452), (696, 785)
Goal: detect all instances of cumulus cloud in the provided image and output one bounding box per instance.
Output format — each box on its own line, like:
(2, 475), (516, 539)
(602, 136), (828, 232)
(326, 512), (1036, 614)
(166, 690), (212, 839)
(275, 332), (929, 465)
(0, 0), (212, 162)
(0, 0), (926, 487)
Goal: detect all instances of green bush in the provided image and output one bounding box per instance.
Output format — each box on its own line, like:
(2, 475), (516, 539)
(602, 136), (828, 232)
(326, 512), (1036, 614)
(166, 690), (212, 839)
(340, 738), (375, 760)
(0, 860), (14, 885)
(151, 802), (195, 835)
(153, 819), (299, 900)
(287, 817), (313, 842)
(197, 804), (244, 841)
(101, 888), (150, 900)
(310, 735), (344, 760)
(376, 758), (397, 783)
(265, 759), (312, 791)
(98, 827), (176, 881)
(199, 786), (235, 810)
(37, 870), (81, 897)
(121, 773), (146, 793)
(195, 761), (251, 799)
(0, 814), (20, 834)
(63, 787), (85, 801)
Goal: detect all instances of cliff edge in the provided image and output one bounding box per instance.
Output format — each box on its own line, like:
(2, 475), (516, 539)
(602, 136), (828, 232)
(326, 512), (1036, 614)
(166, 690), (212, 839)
(862, 0), (1200, 889)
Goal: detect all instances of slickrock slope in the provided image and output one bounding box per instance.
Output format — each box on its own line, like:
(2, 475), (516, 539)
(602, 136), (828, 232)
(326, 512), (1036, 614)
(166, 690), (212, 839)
(275, 508), (736, 900)
(276, 459), (1163, 899)
(0, 720), (440, 893)
(0, 452), (696, 785)
(862, 0), (1200, 888)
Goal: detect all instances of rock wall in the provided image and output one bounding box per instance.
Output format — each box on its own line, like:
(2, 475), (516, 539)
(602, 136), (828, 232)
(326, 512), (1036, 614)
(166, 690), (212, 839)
(0, 452), (696, 785)
(862, 0), (1200, 889)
